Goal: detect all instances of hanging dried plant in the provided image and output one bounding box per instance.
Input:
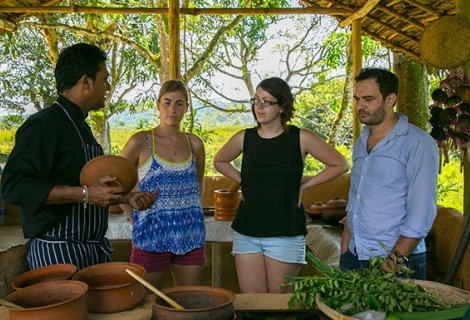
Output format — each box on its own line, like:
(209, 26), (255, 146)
(429, 70), (470, 170)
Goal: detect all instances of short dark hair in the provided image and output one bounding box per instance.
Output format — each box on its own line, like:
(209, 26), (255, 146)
(158, 80), (189, 105)
(54, 43), (107, 94)
(355, 68), (398, 99)
(253, 77), (295, 129)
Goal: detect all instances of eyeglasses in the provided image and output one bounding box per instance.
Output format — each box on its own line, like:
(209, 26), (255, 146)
(250, 97), (278, 107)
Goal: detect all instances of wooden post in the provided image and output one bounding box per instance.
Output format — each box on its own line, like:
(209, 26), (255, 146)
(351, 20), (362, 142)
(442, 0), (470, 285)
(169, 0), (181, 80)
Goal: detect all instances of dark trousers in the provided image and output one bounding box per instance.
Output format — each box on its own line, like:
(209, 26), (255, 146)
(339, 249), (427, 280)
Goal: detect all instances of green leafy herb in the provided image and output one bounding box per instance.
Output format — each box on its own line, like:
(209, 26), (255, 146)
(288, 252), (450, 316)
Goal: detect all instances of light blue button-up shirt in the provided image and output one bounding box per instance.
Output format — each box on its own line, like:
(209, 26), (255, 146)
(347, 113), (439, 260)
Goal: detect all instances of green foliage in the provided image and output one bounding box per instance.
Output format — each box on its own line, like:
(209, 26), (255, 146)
(437, 160), (463, 212)
(289, 252), (449, 315)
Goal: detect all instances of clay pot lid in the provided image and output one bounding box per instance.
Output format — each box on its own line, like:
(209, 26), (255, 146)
(12, 263), (78, 290)
(326, 197), (347, 208)
(80, 155), (137, 195)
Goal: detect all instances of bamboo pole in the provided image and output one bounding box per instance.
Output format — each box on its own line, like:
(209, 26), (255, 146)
(169, 0), (180, 80)
(351, 20), (362, 142)
(340, 0), (381, 28)
(0, 6), (349, 16)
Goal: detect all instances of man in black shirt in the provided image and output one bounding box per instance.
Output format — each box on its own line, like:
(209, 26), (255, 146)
(1, 43), (156, 270)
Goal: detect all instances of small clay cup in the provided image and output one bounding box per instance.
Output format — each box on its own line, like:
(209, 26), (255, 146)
(72, 262), (145, 313)
(12, 263), (77, 290)
(213, 189), (242, 221)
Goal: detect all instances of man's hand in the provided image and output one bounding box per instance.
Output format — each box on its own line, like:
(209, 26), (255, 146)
(87, 175), (126, 207)
(126, 190), (158, 211)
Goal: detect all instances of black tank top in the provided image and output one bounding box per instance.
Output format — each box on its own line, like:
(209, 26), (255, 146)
(232, 126), (307, 237)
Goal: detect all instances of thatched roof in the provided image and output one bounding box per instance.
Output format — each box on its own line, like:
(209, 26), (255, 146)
(0, 0), (462, 65)
(301, 0), (459, 64)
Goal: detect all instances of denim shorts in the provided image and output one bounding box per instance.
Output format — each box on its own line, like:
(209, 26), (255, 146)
(232, 231), (306, 264)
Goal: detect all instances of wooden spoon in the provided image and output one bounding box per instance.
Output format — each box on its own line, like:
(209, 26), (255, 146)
(125, 269), (185, 310)
(0, 298), (24, 309)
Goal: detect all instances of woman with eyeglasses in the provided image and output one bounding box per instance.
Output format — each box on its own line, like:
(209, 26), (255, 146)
(214, 77), (348, 293)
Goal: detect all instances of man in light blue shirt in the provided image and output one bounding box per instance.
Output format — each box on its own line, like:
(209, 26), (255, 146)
(340, 68), (439, 279)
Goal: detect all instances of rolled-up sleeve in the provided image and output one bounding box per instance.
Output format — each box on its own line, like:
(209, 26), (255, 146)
(401, 134), (439, 238)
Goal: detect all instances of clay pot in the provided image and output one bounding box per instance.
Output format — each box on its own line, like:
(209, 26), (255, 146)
(80, 155), (137, 194)
(322, 197), (347, 224)
(12, 263), (77, 290)
(213, 189), (242, 221)
(4, 280), (88, 320)
(72, 262), (145, 314)
(307, 202), (326, 221)
(153, 286), (235, 320)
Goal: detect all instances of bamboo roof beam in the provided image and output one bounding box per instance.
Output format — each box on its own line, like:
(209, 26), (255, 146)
(361, 28), (420, 61)
(363, 15), (419, 44)
(377, 4), (424, 30)
(0, 6), (350, 16)
(339, 0), (381, 27)
(0, 16), (15, 31)
(402, 0), (440, 18)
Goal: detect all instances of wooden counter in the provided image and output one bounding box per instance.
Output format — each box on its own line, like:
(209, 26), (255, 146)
(106, 214), (342, 287)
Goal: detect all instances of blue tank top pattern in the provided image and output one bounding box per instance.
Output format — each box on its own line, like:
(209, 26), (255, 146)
(132, 133), (205, 254)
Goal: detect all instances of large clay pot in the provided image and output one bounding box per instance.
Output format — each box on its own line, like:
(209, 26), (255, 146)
(213, 189), (242, 221)
(4, 280), (88, 320)
(12, 263), (77, 290)
(72, 262), (145, 313)
(153, 286), (235, 320)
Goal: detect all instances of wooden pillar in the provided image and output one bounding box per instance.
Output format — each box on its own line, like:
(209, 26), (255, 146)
(458, 0), (470, 218)
(351, 20), (362, 142)
(169, 0), (181, 80)
(443, 0), (470, 286)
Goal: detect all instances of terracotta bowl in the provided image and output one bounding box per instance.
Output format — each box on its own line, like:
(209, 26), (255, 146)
(12, 263), (78, 290)
(322, 197), (348, 224)
(72, 262), (145, 314)
(80, 155), (137, 194)
(153, 286), (235, 320)
(306, 202), (326, 221)
(4, 280), (88, 320)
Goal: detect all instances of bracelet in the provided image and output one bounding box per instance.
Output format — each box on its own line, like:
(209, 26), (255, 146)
(82, 185), (89, 210)
(388, 249), (409, 265)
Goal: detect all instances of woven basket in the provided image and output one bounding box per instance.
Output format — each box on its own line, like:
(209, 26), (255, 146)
(419, 16), (470, 70)
(316, 279), (470, 320)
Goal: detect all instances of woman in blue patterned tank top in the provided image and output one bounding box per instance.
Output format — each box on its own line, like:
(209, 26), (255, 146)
(120, 80), (206, 289)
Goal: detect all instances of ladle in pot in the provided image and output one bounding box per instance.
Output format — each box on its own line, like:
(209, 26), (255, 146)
(125, 269), (185, 310)
(0, 298), (24, 309)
